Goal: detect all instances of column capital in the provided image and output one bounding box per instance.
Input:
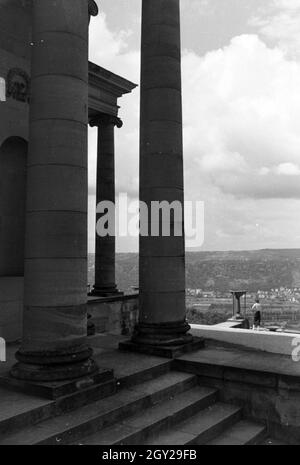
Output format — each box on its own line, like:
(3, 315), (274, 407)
(21, 0), (99, 15)
(89, 113), (123, 129)
(88, 0), (99, 17)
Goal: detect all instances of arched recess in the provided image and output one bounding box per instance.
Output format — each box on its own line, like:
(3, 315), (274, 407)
(0, 137), (27, 276)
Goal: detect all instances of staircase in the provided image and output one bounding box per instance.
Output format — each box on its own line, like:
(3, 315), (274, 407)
(0, 361), (268, 445)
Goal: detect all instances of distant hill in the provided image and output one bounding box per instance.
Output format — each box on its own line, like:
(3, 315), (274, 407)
(88, 249), (300, 293)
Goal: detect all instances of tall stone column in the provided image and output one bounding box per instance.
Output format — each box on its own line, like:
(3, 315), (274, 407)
(90, 114), (123, 297)
(132, 0), (192, 348)
(11, 0), (97, 381)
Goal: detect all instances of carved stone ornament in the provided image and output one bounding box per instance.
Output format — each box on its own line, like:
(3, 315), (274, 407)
(6, 68), (30, 104)
(89, 0), (99, 16)
(90, 113), (123, 129)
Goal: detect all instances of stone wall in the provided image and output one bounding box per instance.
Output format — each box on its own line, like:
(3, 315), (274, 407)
(191, 323), (299, 356)
(174, 354), (300, 444)
(88, 294), (139, 336)
(199, 367), (300, 444)
(0, 1), (30, 145)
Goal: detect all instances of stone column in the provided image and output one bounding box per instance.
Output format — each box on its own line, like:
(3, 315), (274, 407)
(11, 0), (97, 381)
(90, 114), (123, 297)
(133, 0), (192, 347)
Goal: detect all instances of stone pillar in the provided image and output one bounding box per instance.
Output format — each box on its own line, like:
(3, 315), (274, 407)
(229, 291), (247, 321)
(11, 0), (97, 381)
(90, 114), (123, 297)
(133, 0), (192, 348)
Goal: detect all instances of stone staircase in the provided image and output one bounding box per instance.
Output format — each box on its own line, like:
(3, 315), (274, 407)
(0, 361), (268, 445)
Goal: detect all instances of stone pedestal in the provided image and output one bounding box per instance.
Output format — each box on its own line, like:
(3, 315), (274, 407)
(11, 0), (97, 382)
(121, 0), (193, 354)
(90, 114), (123, 297)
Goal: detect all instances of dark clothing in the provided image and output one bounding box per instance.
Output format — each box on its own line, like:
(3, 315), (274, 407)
(254, 311), (261, 325)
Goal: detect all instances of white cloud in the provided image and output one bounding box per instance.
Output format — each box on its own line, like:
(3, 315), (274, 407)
(275, 162), (300, 175)
(182, 34), (300, 201)
(181, 0), (216, 17)
(88, 13), (140, 251)
(274, 0), (300, 9)
(250, 0), (300, 58)
(89, 12), (139, 82)
(88, 7), (300, 251)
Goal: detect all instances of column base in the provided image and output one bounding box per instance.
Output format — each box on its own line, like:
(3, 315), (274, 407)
(119, 338), (205, 358)
(89, 286), (124, 298)
(10, 345), (98, 383)
(3, 364), (113, 400)
(119, 321), (205, 358)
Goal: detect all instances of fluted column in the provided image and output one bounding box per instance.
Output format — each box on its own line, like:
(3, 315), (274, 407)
(11, 0), (97, 381)
(90, 114), (123, 297)
(134, 0), (192, 346)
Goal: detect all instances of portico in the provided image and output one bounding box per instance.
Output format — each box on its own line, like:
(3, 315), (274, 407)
(0, 0), (136, 382)
(0, 0), (195, 384)
(0, 0), (297, 447)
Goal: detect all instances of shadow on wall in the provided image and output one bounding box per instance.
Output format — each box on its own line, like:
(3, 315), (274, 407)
(88, 296), (139, 336)
(0, 136), (27, 276)
(0, 136), (27, 342)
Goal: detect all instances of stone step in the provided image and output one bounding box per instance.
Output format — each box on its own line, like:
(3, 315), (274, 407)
(206, 420), (267, 445)
(75, 385), (218, 445)
(0, 371), (199, 445)
(92, 349), (172, 390)
(144, 402), (242, 445)
(261, 437), (289, 445)
(0, 378), (116, 438)
(0, 352), (171, 438)
(0, 387), (55, 438)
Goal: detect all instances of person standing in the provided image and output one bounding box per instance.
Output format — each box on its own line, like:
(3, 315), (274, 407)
(252, 298), (262, 330)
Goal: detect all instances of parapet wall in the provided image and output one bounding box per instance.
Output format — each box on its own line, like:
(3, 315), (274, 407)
(88, 294), (139, 336)
(191, 323), (299, 356)
(0, 289), (139, 343)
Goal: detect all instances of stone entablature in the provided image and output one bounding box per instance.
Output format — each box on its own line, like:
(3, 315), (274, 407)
(19, 0), (99, 16)
(2, 61), (136, 114)
(88, 62), (137, 118)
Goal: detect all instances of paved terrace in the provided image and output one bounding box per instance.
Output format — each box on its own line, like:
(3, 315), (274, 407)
(0, 334), (299, 412)
(2, 333), (300, 380)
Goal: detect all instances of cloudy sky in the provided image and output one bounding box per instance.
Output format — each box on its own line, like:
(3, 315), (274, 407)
(88, 0), (300, 252)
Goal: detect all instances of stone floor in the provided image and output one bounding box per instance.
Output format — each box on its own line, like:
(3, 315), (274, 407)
(0, 334), (172, 384)
(3, 335), (298, 379)
(178, 341), (300, 378)
(0, 334), (171, 426)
